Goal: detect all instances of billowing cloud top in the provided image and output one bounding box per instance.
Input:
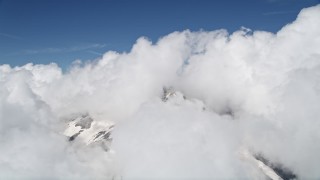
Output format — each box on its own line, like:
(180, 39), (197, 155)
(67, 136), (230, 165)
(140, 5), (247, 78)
(1, 5), (320, 179)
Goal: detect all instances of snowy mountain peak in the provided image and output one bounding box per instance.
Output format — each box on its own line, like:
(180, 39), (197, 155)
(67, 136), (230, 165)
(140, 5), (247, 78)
(64, 114), (113, 151)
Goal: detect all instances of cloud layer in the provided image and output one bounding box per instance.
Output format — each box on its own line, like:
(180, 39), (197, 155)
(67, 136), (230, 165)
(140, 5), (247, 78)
(1, 5), (320, 179)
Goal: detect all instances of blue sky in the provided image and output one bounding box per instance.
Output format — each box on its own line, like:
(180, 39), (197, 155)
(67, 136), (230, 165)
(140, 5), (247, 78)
(0, 0), (319, 69)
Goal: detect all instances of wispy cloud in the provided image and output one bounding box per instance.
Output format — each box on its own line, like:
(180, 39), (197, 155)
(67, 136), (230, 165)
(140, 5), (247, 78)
(67, 44), (106, 52)
(266, 0), (280, 3)
(18, 43), (106, 55)
(0, 32), (22, 40)
(86, 50), (104, 56)
(263, 10), (297, 16)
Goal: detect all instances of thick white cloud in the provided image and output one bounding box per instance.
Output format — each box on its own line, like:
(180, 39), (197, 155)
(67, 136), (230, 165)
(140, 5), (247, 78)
(0, 4), (320, 179)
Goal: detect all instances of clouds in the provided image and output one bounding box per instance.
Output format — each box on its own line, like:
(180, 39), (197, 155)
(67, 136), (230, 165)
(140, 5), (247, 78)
(0, 4), (320, 179)
(263, 10), (297, 16)
(17, 43), (107, 55)
(112, 94), (249, 179)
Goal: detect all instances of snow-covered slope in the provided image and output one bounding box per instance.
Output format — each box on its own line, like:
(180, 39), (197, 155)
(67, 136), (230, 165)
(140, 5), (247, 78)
(64, 114), (113, 151)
